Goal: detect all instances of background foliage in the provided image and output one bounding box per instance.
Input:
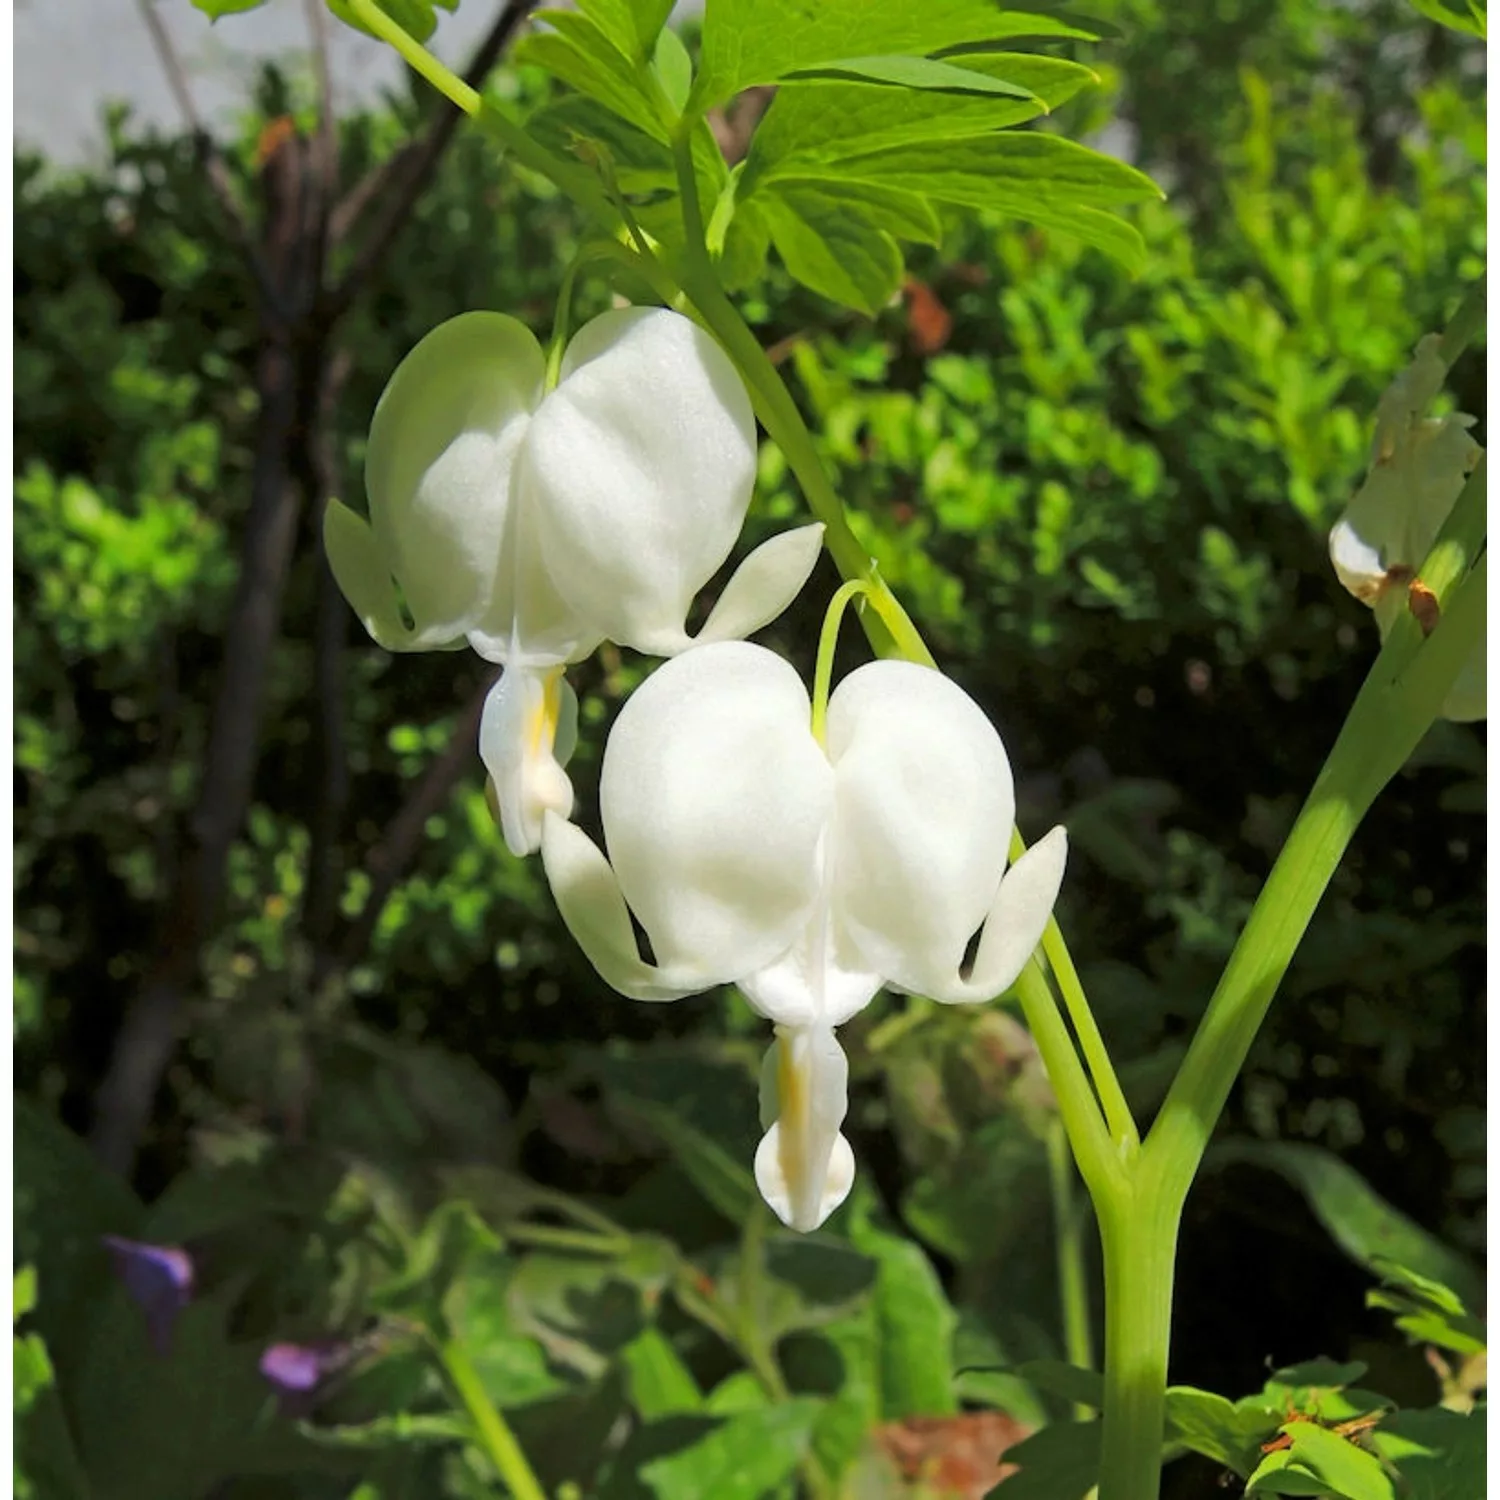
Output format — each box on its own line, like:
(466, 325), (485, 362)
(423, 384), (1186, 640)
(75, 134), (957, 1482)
(14, 0), (1485, 1495)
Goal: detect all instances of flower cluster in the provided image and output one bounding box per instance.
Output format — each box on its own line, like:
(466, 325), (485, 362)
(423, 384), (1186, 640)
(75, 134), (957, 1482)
(1328, 333), (1484, 721)
(328, 305), (1066, 1229)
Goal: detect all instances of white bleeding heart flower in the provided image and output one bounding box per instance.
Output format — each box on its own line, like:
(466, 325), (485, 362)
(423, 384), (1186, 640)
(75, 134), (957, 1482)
(1328, 333), (1484, 721)
(541, 642), (1067, 1232)
(324, 306), (824, 855)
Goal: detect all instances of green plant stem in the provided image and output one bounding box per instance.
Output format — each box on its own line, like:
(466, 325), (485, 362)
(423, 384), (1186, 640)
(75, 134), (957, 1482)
(1013, 959), (1120, 1200)
(668, 126), (932, 667)
(1095, 1191), (1177, 1500)
(439, 1337), (548, 1500)
(811, 579), (873, 743)
(1045, 1118), (1094, 1404)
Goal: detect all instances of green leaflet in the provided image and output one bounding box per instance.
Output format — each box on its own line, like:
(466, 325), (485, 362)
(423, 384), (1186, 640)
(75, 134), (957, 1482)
(633, 1400), (822, 1500)
(742, 54), (1099, 189)
(781, 54), (1041, 99)
(848, 1202), (958, 1419)
(693, 0), (1108, 108)
(575, 0), (677, 62)
(515, 10), (670, 143)
(1246, 1420), (1396, 1500)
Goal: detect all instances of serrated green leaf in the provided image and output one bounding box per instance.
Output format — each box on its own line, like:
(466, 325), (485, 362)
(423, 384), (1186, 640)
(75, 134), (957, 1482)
(849, 1202), (957, 1418)
(744, 54), (1097, 191)
(719, 196), (772, 291)
(578, 0), (676, 60)
(1371, 1406), (1486, 1500)
(1210, 1141), (1484, 1312)
(783, 55), (1041, 99)
(1247, 1421), (1396, 1500)
(763, 181), (905, 316)
(515, 10), (669, 142)
(191, 0), (269, 16)
(992, 1418), (1102, 1499)
(693, 0), (1100, 109)
(836, 130), (1162, 210)
(637, 1399), (822, 1500)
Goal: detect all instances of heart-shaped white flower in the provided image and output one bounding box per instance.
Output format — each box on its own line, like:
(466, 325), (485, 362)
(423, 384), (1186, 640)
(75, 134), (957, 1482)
(325, 307), (823, 853)
(542, 642), (1067, 1230)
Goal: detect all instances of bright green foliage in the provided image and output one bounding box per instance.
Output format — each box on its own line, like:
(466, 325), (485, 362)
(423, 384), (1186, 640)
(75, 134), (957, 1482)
(14, 0), (1486, 1494)
(326, 0), (459, 45)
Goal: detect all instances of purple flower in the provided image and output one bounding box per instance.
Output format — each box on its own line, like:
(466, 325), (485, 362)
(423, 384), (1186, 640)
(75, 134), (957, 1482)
(259, 1340), (354, 1416)
(102, 1235), (194, 1356)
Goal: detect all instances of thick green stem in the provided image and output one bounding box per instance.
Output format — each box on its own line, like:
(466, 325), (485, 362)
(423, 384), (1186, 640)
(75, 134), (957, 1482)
(1096, 1191), (1177, 1500)
(1045, 1119), (1095, 1403)
(439, 1338), (548, 1500)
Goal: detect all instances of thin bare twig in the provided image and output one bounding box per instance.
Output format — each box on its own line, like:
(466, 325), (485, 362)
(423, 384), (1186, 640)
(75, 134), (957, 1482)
(323, 0), (536, 321)
(134, 0), (286, 317)
(303, 0), (340, 256)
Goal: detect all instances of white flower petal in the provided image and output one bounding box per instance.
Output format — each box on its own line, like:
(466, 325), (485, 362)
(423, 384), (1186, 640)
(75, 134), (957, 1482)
(600, 642), (832, 980)
(753, 1025), (855, 1232)
(925, 825), (1068, 1004)
(540, 813), (706, 1002)
(366, 312), (546, 646)
(323, 498), (424, 651)
(479, 666), (577, 857)
(525, 307), (758, 655)
(737, 892), (883, 1031)
(825, 660), (1015, 994)
(693, 524), (826, 648)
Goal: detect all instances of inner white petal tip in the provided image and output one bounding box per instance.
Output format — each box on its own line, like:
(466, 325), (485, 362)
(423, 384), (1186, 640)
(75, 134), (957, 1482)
(754, 1124), (856, 1233)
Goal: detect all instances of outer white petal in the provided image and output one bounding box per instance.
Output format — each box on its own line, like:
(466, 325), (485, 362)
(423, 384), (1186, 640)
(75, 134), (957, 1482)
(925, 826), (1068, 1004)
(479, 666), (577, 857)
(754, 1025), (856, 1233)
(323, 498), (425, 651)
(524, 307), (758, 655)
(366, 312), (546, 647)
(692, 524), (826, 648)
(540, 813), (707, 1002)
(824, 660), (1015, 995)
(600, 641), (833, 981)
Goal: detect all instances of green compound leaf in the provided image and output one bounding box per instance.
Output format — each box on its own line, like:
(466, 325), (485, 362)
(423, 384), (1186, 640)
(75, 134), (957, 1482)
(781, 54), (1041, 99)
(743, 53), (1098, 186)
(652, 26), (694, 113)
(635, 1399), (823, 1500)
(577, 0), (677, 61)
(612, 1093), (759, 1224)
(825, 131), (1158, 272)
(1371, 1406), (1487, 1500)
(1209, 1141), (1484, 1312)
(693, 0), (1107, 109)
(1246, 1421), (1396, 1500)
(515, 9), (671, 142)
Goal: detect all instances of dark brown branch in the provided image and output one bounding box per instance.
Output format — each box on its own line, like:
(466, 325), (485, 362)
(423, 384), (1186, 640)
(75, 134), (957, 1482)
(323, 0), (536, 322)
(338, 680), (493, 971)
(134, 0), (287, 318)
(303, 0), (340, 264)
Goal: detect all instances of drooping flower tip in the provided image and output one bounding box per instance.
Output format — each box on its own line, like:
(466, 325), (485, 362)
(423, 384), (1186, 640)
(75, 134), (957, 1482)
(102, 1234), (194, 1356)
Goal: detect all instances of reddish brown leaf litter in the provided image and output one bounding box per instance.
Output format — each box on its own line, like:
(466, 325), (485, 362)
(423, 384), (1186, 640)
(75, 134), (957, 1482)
(874, 1411), (1033, 1497)
(902, 278), (954, 355)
